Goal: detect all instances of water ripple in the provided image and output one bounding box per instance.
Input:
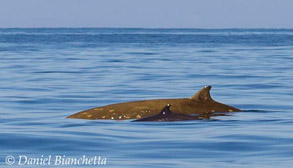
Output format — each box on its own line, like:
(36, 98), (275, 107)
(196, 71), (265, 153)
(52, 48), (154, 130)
(0, 29), (292, 168)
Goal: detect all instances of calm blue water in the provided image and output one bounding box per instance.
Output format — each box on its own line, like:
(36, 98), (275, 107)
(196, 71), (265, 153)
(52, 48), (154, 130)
(0, 28), (292, 168)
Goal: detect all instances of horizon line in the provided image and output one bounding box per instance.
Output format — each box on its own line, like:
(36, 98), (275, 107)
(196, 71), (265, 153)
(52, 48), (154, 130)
(0, 27), (293, 30)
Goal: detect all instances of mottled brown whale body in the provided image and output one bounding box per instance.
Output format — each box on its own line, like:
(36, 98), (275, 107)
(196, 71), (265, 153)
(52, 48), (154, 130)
(67, 86), (241, 120)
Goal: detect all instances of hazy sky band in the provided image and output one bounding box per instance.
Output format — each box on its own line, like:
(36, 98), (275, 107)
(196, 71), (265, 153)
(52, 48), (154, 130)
(0, 0), (292, 28)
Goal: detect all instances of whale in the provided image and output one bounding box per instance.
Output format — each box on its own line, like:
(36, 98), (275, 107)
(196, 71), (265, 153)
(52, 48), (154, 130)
(67, 85), (241, 120)
(133, 104), (200, 122)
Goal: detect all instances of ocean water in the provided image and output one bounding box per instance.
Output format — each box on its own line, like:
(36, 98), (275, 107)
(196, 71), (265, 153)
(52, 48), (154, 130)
(0, 28), (292, 168)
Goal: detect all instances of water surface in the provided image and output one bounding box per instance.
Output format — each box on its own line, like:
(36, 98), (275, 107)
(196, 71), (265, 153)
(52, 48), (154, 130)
(0, 28), (292, 168)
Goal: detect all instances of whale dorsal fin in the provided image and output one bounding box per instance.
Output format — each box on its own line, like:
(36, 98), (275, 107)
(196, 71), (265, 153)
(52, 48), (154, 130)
(160, 104), (173, 115)
(190, 85), (213, 101)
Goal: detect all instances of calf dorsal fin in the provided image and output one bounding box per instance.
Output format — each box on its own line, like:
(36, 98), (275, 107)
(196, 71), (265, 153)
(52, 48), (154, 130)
(190, 85), (213, 101)
(160, 104), (173, 115)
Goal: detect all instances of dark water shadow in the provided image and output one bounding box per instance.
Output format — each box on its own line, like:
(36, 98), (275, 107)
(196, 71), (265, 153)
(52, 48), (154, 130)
(242, 109), (283, 113)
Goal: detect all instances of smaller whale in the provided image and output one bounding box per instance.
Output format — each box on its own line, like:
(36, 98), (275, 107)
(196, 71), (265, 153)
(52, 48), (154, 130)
(133, 104), (200, 122)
